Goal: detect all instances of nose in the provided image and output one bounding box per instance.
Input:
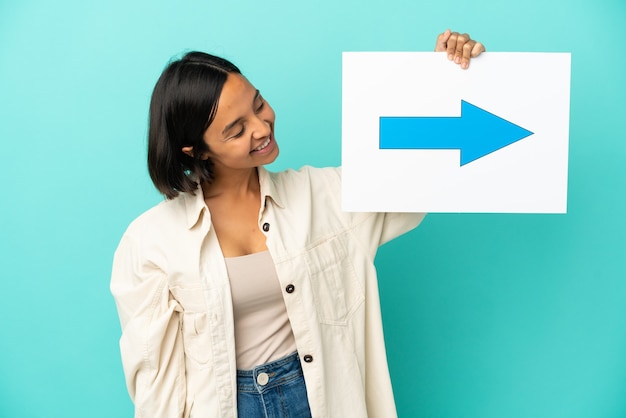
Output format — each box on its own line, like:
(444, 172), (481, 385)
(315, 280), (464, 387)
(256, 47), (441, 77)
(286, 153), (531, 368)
(252, 112), (272, 140)
(252, 121), (271, 141)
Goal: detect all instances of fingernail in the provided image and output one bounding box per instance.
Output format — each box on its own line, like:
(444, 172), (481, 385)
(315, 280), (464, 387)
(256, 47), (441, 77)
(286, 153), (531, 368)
(448, 54), (453, 60)
(461, 62), (468, 69)
(454, 57), (460, 64)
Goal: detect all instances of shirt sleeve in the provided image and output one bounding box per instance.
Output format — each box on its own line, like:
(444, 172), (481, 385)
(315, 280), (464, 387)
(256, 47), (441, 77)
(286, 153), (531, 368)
(325, 167), (426, 251)
(376, 211), (426, 247)
(110, 234), (186, 418)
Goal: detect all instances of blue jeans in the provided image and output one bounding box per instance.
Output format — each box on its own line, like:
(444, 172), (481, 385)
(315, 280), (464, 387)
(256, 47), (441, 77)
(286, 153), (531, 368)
(237, 352), (313, 418)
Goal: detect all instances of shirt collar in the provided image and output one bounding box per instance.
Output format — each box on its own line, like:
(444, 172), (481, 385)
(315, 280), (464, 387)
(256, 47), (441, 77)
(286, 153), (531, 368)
(183, 166), (285, 230)
(258, 166), (285, 211)
(182, 181), (208, 230)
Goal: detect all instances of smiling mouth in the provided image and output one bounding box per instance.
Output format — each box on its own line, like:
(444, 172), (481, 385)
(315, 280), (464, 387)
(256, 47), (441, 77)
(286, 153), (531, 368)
(252, 136), (271, 152)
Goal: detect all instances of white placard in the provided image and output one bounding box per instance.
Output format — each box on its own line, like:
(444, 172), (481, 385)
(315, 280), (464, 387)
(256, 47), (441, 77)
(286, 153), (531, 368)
(342, 52), (571, 213)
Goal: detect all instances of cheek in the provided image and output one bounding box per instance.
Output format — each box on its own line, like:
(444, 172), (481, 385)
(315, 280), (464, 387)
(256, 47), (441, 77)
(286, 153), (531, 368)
(202, 128), (226, 155)
(265, 104), (276, 123)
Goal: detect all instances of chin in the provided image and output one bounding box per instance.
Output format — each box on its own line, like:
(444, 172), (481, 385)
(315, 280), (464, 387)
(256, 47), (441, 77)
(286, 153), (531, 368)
(266, 145), (279, 164)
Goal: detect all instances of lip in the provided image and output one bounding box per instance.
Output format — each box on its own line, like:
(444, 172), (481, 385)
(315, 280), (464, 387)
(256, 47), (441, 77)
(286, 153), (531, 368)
(250, 134), (275, 155)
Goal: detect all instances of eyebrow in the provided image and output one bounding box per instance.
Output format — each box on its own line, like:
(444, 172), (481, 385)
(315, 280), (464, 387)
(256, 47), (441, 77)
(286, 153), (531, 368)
(221, 89), (261, 136)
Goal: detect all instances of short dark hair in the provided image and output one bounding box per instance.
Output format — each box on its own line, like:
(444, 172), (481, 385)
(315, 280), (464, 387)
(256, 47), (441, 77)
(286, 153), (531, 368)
(147, 52), (241, 199)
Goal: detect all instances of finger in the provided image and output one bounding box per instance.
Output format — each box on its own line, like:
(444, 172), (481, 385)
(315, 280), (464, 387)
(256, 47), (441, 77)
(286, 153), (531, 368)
(471, 42), (486, 57)
(454, 33), (470, 64)
(446, 32), (459, 60)
(460, 40), (476, 69)
(435, 29), (451, 52)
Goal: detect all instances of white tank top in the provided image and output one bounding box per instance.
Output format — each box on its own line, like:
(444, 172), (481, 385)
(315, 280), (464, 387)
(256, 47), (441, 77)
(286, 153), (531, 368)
(224, 251), (297, 370)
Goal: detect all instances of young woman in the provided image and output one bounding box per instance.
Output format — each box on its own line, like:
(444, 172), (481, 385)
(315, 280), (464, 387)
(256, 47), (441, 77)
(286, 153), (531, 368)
(111, 30), (485, 418)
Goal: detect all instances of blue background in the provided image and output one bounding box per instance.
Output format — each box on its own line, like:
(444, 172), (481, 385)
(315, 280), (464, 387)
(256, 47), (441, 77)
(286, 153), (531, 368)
(1, 0), (625, 417)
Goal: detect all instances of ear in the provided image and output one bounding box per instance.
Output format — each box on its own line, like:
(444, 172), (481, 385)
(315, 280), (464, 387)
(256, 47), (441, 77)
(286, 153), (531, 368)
(182, 145), (211, 160)
(181, 146), (195, 158)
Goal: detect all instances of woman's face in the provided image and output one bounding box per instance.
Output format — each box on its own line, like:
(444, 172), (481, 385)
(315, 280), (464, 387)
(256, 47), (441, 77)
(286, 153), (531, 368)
(201, 73), (278, 176)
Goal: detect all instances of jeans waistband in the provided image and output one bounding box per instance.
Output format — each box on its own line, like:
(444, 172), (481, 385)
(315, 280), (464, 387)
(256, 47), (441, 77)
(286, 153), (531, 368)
(237, 352), (302, 394)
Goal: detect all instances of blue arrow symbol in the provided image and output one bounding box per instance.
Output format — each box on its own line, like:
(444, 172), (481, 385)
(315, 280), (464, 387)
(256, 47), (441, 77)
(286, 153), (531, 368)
(379, 100), (534, 165)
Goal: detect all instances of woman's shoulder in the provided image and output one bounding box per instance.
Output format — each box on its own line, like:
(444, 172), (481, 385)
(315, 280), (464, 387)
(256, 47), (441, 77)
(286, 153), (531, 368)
(259, 166), (343, 214)
(122, 192), (194, 239)
(268, 165), (341, 186)
(261, 166), (342, 199)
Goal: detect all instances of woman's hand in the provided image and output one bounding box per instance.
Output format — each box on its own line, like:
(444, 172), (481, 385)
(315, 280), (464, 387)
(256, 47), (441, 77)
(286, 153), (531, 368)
(435, 29), (485, 69)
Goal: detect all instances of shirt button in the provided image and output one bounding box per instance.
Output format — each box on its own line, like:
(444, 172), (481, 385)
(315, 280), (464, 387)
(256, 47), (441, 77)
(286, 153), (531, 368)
(257, 372), (269, 386)
(285, 284), (295, 293)
(303, 354), (313, 363)
(262, 222), (270, 232)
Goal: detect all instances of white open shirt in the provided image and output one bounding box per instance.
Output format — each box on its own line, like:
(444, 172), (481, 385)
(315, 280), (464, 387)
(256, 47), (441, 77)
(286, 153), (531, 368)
(111, 166), (425, 417)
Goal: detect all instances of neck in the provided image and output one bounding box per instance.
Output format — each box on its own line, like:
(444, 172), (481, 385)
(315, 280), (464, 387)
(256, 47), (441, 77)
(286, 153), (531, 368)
(202, 167), (260, 200)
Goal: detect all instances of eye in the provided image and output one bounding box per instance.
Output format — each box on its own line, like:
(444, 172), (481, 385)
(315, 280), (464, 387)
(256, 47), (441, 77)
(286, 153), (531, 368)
(231, 128), (245, 139)
(255, 97), (265, 113)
